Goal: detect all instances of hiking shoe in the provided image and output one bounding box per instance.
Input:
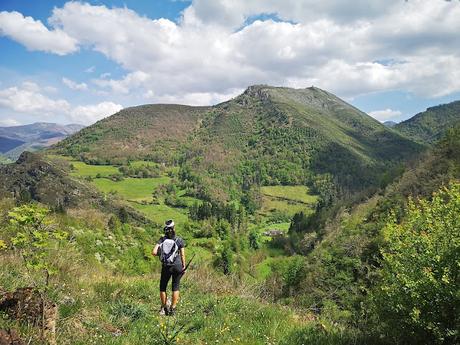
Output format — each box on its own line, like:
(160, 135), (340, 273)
(169, 307), (176, 316)
(159, 306), (169, 316)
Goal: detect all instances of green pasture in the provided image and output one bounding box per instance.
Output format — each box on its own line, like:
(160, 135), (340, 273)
(259, 185), (317, 218)
(70, 161), (119, 177)
(260, 185), (317, 203)
(129, 201), (189, 225)
(93, 177), (170, 201)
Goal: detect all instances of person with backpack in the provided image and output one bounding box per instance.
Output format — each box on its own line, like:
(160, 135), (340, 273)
(152, 219), (186, 316)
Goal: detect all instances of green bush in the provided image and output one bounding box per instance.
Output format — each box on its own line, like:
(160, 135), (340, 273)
(373, 183), (460, 344)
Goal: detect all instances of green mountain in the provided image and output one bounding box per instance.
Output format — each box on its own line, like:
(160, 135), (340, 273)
(54, 85), (422, 202)
(394, 100), (460, 144)
(0, 122), (85, 160)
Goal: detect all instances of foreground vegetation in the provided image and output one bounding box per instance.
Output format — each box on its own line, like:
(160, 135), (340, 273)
(1, 174), (458, 344)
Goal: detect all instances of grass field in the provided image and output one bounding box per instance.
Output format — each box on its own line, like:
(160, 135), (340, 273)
(259, 185), (318, 218)
(93, 177), (171, 201)
(261, 185), (317, 203)
(51, 156), (191, 223)
(130, 202), (189, 225)
(70, 161), (120, 177)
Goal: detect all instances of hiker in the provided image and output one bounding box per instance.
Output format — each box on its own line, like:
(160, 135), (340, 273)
(152, 219), (186, 316)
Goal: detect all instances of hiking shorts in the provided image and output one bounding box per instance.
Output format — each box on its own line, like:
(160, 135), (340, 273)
(160, 263), (183, 292)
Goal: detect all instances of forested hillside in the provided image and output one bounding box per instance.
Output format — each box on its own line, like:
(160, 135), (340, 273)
(394, 100), (460, 144)
(280, 124), (460, 344)
(54, 86), (422, 203)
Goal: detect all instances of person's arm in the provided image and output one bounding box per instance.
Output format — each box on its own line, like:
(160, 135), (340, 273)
(152, 243), (160, 256)
(180, 247), (186, 269)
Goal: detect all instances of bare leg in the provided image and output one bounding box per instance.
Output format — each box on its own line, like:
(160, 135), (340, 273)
(160, 291), (167, 307)
(171, 291), (180, 308)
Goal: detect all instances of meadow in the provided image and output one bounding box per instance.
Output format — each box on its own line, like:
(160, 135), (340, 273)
(93, 177), (170, 202)
(259, 186), (317, 218)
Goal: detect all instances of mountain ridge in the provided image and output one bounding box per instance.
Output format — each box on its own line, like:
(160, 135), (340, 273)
(394, 100), (460, 144)
(53, 85), (423, 202)
(0, 122), (85, 160)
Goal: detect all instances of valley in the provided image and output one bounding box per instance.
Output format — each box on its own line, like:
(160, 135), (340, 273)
(0, 86), (459, 345)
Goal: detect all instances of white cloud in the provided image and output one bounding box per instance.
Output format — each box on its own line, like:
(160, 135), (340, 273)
(368, 109), (402, 122)
(0, 82), (122, 125)
(3, 1), (460, 104)
(93, 71), (149, 94)
(183, 0), (399, 29)
(62, 77), (88, 91)
(85, 66), (95, 73)
(0, 11), (78, 55)
(69, 102), (123, 124)
(148, 89), (242, 106)
(0, 118), (21, 127)
(0, 82), (70, 115)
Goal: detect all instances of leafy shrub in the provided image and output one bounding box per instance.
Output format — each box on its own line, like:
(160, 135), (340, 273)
(373, 183), (460, 344)
(3, 203), (69, 287)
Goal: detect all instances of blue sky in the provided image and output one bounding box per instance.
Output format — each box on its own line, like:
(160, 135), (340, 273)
(1, 0), (460, 126)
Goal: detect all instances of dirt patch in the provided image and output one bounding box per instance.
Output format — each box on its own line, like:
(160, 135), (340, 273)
(0, 287), (57, 345)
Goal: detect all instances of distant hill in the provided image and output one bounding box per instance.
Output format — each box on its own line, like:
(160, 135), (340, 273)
(0, 122), (84, 160)
(394, 100), (460, 144)
(53, 85), (423, 201)
(383, 120), (397, 127)
(54, 105), (206, 164)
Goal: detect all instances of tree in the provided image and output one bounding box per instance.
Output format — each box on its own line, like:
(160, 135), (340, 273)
(218, 242), (234, 275)
(4, 204), (68, 288)
(248, 230), (260, 250)
(288, 211), (312, 234)
(373, 183), (460, 344)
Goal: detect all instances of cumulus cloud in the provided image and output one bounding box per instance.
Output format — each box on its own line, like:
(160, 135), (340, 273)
(182, 0), (399, 29)
(368, 109), (402, 122)
(0, 82), (122, 124)
(0, 11), (78, 55)
(92, 71), (150, 94)
(69, 101), (123, 124)
(3, 1), (460, 104)
(146, 88), (242, 106)
(0, 82), (70, 115)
